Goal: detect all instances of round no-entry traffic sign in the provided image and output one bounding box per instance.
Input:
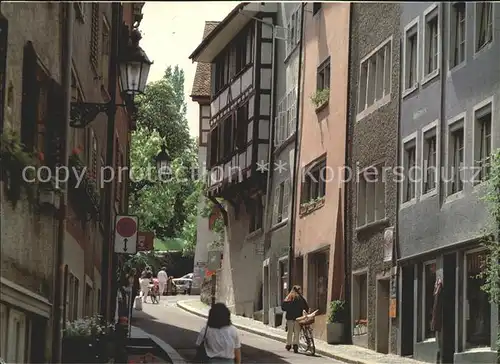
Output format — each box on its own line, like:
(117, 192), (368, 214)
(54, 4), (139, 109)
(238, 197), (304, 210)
(116, 217), (137, 238)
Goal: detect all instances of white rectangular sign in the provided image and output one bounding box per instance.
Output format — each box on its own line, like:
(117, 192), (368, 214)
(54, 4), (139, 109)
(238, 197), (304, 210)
(114, 215), (138, 254)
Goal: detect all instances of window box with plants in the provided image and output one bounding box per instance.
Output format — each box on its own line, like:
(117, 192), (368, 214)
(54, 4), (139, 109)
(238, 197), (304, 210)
(327, 300), (346, 344)
(299, 196), (326, 216)
(311, 88), (329, 113)
(0, 130), (40, 206)
(62, 315), (115, 363)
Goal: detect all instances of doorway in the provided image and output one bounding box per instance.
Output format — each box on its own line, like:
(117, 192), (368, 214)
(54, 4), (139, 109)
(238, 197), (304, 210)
(401, 265), (415, 356)
(376, 278), (390, 354)
(262, 264), (269, 324)
(442, 253), (456, 363)
(294, 256), (303, 288)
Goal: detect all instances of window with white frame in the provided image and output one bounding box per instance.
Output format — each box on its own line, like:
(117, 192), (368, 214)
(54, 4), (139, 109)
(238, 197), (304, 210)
(357, 39), (392, 115)
(424, 6), (439, 77)
(448, 119), (465, 195)
(357, 165), (385, 227)
(273, 179), (290, 225)
(1, 306), (29, 363)
(274, 87), (297, 146)
(403, 139), (417, 203)
(286, 6), (301, 58)
(403, 21), (419, 91)
(421, 261), (436, 340)
(450, 2), (466, 69)
(475, 2), (493, 52)
(465, 250), (491, 348)
(423, 126), (437, 194)
(473, 102), (492, 183)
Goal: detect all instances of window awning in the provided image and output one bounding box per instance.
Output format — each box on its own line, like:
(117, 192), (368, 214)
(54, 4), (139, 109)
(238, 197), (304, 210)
(189, 2), (278, 63)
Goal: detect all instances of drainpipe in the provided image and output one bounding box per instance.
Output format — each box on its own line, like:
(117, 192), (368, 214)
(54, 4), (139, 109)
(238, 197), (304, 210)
(287, 3), (305, 290)
(263, 16), (276, 258)
(438, 3), (446, 208)
(100, 2), (120, 322)
(343, 3), (354, 344)
(52, 3), (73, 362)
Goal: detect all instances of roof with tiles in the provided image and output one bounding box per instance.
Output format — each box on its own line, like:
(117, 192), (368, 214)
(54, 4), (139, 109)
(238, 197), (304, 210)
(190, 21), (219, 98)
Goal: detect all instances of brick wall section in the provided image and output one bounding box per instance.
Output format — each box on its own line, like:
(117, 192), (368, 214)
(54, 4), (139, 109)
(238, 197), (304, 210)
(346, 3), (401, 353)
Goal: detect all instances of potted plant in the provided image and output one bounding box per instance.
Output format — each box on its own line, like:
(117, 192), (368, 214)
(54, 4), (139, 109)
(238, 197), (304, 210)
(62, 315), (114, 363)
(310, 88), (330, 112)
(326, 300), (346, 344)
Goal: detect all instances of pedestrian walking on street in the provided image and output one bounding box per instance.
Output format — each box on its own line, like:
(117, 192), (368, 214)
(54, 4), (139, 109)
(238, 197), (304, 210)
(195, 303), (241, 364)
(157, 266), (168, 298)
(139, 269), (150, 303)
(281, 285), (309, 353)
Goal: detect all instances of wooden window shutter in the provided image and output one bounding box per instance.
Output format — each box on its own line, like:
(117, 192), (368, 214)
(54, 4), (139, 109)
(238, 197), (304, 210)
(46, 79), (64, 171)
(21, 41), (39, 152)
(273, 186), (279, 225)
(283, 179), (290, 219)
(0, 17), (8, 133)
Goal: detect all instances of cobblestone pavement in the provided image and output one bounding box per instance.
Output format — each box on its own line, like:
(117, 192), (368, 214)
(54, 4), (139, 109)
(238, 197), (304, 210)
(131, 295), (344, 363)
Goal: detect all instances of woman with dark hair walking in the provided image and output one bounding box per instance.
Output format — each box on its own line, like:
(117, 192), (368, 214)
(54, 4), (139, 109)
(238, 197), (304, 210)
(281, 285), (309, 353)
(196, 303), (241, 363)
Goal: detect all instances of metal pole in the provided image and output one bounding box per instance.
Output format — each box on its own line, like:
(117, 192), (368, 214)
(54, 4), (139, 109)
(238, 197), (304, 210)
(100, 2), (120, 321)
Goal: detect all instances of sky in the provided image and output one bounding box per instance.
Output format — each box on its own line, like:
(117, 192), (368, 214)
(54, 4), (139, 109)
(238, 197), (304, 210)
(140, 2), (237, 138)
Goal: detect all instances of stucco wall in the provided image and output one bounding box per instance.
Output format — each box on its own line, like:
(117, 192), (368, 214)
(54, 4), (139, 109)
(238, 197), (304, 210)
(398, 2), (500, 258)
(294, 2), (349, 308)
(0, 2), (62, 300)
(347, 2), (401, 353)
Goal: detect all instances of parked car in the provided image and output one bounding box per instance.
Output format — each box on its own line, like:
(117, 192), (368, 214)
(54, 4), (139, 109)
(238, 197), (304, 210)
(172, 273), (193, 294)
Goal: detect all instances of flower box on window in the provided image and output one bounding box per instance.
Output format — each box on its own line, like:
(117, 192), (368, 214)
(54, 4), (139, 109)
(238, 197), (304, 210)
(311, 88), (330, 113)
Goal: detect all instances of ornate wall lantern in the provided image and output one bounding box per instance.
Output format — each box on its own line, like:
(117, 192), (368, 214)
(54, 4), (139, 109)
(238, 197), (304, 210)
(70, 28), (153, 128)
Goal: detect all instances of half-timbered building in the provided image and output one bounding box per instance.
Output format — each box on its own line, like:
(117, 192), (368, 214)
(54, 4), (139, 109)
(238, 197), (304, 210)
(189, 2), (278, 317)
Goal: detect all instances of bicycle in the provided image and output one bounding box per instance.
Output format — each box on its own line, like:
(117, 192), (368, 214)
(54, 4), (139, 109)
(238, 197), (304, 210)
(296, 309), (318, 356)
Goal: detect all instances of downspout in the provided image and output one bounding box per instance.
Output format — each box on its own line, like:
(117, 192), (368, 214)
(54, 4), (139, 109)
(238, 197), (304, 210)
(263, 16), (276, 255)
(438, 3), (446, 208)
(287, 2), (305, 290)
(101, 2), (120, 321)
(343, 2), (354, 345)
(52, 2), (73, 362)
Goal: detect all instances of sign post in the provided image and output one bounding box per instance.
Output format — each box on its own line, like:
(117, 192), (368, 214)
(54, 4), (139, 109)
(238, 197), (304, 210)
(114, 215), (138, 254)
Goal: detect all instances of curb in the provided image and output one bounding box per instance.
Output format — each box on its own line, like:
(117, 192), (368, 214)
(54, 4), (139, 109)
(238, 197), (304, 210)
(176, 300), (366, 364)
(131, 325), (187, 364)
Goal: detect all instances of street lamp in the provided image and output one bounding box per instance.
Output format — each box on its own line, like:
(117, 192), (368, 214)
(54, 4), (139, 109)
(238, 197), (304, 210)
(118, 29), (152, 97)
(155, 144), (171, 177)
(70, 28), (153, 128)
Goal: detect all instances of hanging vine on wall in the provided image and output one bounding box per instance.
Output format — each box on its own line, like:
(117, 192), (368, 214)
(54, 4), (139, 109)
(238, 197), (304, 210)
(200, 182), (225, 251)
(478, 149), (500, 353)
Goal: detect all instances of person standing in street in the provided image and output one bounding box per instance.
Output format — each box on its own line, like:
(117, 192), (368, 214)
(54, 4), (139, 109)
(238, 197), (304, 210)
(139, 269), (150, 303)
(281, 285), (309, 353)
(157, 267), (168, 298)
(196, 303), (241, 363)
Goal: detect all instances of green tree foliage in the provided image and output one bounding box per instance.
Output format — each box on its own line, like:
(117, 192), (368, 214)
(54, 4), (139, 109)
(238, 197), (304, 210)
(129, 65), (199, 245)
(478, 149), (500, 351)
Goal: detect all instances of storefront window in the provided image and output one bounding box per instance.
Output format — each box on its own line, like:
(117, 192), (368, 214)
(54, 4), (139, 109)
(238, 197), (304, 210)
(466, 251), (490, 348)
(279, 259), (288, 303)
(423, 261), (436, 339)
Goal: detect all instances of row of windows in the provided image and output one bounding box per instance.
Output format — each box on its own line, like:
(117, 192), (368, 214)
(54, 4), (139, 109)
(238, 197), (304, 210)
(402, 97), (493, 205)
(402, 2), (493, 95)
(208, 102), (248, 167)
(213, 26), (254, 94)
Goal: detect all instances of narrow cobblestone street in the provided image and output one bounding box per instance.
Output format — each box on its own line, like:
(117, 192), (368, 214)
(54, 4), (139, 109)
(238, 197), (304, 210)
(132, 295), (344, 363)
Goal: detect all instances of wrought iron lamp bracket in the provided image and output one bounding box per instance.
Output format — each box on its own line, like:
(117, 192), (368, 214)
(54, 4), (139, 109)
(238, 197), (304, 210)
(70, 101), (127, 128)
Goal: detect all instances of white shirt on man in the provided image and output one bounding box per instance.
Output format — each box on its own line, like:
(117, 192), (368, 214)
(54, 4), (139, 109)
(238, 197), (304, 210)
(157, 270), (168, 282)
(196, 325), (240, 359)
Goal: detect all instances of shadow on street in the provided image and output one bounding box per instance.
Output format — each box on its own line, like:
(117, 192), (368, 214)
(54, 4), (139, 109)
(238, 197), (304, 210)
(132, 310), (290, 363)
